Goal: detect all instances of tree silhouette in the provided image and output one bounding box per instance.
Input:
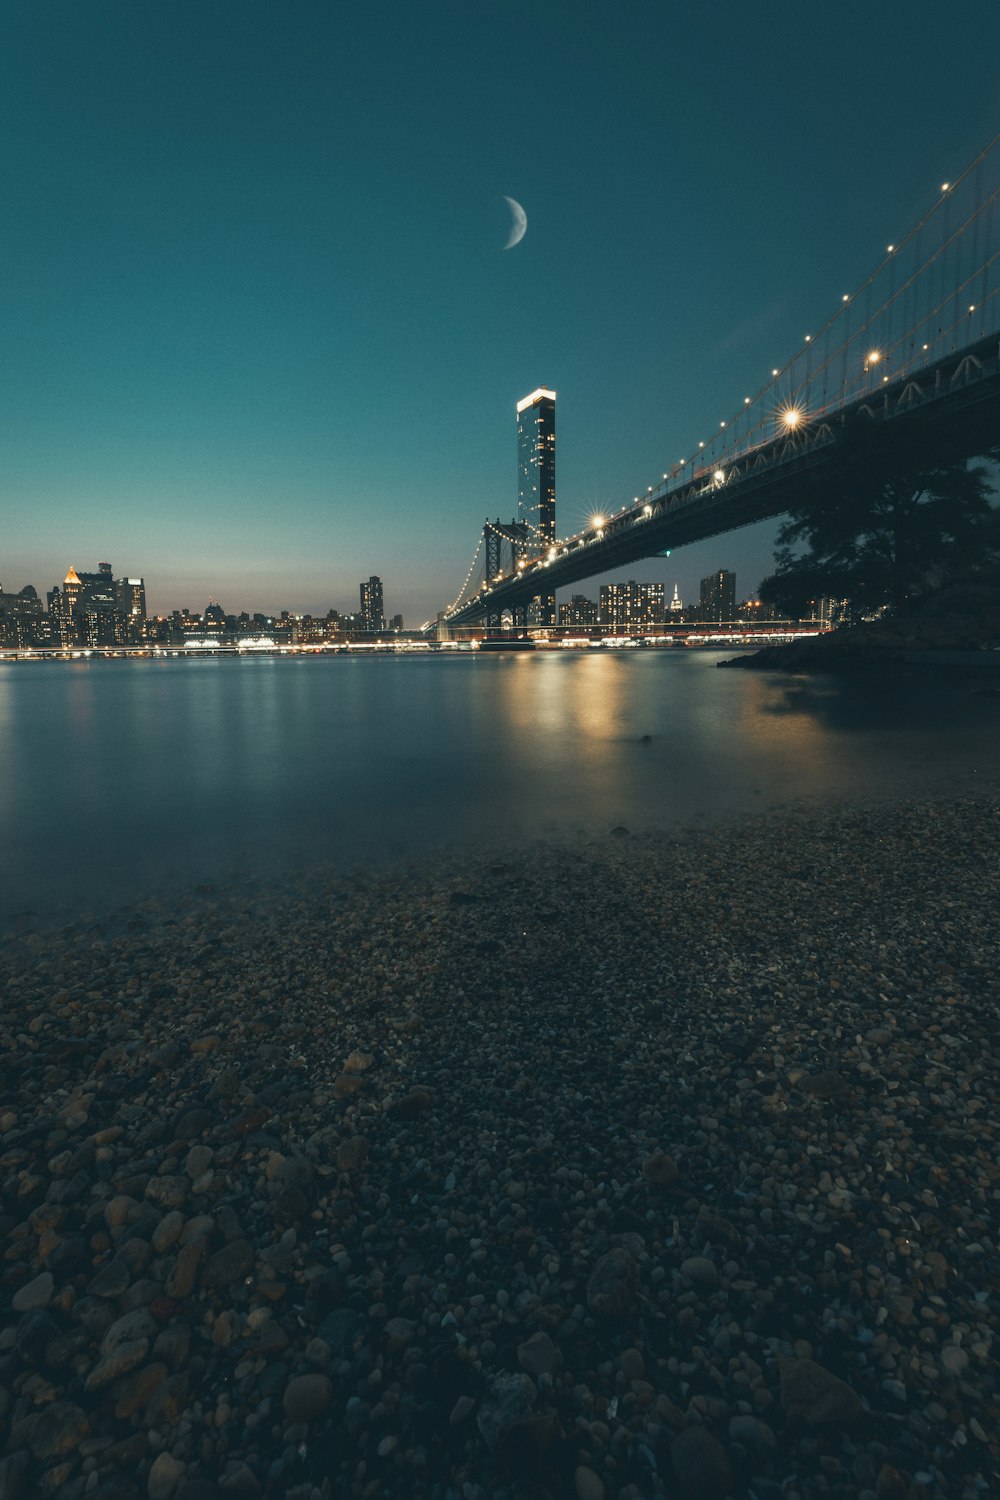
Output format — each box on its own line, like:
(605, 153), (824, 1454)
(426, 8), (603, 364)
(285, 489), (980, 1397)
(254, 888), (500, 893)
(759, 419), (1000, 619)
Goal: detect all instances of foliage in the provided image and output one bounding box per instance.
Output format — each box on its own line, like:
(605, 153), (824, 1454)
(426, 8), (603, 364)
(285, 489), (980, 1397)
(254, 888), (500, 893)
(758, 418), (1000, 619)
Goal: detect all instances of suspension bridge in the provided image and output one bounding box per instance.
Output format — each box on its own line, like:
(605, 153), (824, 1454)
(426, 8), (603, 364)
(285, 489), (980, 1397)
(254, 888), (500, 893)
(437, 131), (1000, 632)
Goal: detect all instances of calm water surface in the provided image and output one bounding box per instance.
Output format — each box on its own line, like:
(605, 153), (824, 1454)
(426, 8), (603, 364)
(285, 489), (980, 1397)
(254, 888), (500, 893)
(1, 651), (997, 926)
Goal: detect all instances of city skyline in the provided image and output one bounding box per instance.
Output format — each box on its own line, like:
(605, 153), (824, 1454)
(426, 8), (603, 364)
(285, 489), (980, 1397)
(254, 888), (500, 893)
(2, 4), (998, 620)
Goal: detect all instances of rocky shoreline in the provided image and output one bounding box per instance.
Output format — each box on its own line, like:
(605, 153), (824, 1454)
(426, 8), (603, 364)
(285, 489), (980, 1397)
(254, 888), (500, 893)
(719, 605), (1000, 675)
(1, 797), (998, 1500)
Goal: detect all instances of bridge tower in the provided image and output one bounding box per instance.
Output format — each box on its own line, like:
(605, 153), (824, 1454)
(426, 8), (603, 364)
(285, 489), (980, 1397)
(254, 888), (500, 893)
(483, 518), (529, 629)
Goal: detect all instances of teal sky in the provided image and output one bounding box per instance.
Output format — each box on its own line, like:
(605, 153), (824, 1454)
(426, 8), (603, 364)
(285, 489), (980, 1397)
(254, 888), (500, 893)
(2, 1), (998, 622)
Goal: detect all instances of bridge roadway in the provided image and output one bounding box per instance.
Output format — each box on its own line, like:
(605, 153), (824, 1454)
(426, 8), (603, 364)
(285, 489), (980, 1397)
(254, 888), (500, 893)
(441, 334), (1000, 629)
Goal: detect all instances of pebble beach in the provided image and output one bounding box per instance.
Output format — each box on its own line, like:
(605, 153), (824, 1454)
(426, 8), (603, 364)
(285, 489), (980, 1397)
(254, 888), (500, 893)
(1, 794), (998, 1500)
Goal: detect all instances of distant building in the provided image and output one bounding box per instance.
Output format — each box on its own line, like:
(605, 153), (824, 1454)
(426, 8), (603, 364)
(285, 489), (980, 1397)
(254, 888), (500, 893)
(0, 583), (44, 646)
(116, 577), (147, 642)
(668, 583), (684, 614)
(599, 580), (665, 630)
(738, 597), (782, 623)
(360, 576), (385, 632)
(558, 594), (599, 628)
(699, 569), (736, 623)
(517, 387), (556, 626)
(389, 613), (404, 632)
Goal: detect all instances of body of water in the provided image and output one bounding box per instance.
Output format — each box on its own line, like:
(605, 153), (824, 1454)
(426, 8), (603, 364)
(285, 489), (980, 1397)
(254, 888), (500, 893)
(1, 650), (997, 927)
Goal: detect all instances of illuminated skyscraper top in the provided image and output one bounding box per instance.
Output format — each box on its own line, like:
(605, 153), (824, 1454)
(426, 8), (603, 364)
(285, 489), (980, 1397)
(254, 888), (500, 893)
(516, 387), (556, 626)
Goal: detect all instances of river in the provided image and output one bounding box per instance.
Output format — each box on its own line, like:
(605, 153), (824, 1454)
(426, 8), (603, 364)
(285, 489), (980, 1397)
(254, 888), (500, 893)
(1, 650), (997, 928)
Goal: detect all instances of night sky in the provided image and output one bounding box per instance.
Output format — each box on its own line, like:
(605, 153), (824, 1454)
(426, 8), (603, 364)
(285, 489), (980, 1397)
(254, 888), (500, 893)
(2, 2), (997, 624)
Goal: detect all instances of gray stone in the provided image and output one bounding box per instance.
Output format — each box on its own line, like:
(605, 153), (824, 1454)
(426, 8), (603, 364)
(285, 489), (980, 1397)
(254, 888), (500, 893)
(282, 1373), (333, 1422)
(11, 1272), (53, 1312)
(780, 1357), (864, 1423)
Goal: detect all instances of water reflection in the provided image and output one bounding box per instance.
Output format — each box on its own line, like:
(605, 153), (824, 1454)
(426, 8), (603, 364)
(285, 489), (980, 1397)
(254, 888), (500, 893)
(1, 653), (997, 926)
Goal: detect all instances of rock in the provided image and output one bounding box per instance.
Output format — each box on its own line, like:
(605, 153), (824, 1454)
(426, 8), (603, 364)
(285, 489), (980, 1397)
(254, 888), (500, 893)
(586, 1247), (638, 1317)
(200, 1239), (254, 1290)
(343, 1051), (373, 1071)
(332, 1074), (363, 1099)
(779, 1357), (864, 1423)
(575, 1466), (606, 1500)
(336, 1135), (368, 1172)
(184, 1144), (213, 1181)
(166, 1238), (207, 1298)
(88, 1259), (131, 1298)
(12, 1272), (53, 1312)
(26, 1401), (89, 1462)
(384, 1316), (416, 1352)
(619, 1347), (645, 1380)
(85, 1336), (150, 1390)
(799, 1070), (852, 1100)
(145, 1175), (189, 1209)
(115, 1362), (168, 1419)
(941, 1344), (969, 1376)
(147, 1451), (185, 1500)
(282, 1373), (333, 1422)
(101, 1306), (157, 1353)
(266, 1154), (314, 1193)
(144, 1371), (189, 1429)
(671, 1426), (734, 1498)
(728, 1414), (776, 1450)
(394, 1088), (432, 1116)
(681, 1255), (719, 1286)
(476, 1371), (536, 1451)
(642, 1151), (679, 1186)
(152, 1211), (186, 1254)
(517, 1330), (560, 1378)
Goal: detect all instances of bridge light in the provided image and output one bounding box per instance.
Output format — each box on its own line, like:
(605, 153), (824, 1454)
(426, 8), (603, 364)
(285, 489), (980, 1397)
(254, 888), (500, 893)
(698, 441), (705, 448)
(590, 514), (606, 530)
(780, 406), (803, 430)
(969, 304), (975, 312)
(771, 368), (779, 377)
(805, 334), (812, 342)
(720, 420), (727, 428)
(744, 396), (751, 404)
(941, 182), (950, 192)
(643, 504), (652, 517)
(887, 244), (894, 253)
(547, 547), (556, 560)
(842, 294), (849, 302)
(864, 349), (883, 368)
(713, 469), (725, 485)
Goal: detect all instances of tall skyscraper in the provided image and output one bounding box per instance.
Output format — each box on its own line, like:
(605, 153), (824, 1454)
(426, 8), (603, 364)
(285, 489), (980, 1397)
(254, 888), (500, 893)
(360, 576), (385, 632)
(516, 387), (556, 626)
(116, 577), (147, 643)
(699, 569), (736, 623)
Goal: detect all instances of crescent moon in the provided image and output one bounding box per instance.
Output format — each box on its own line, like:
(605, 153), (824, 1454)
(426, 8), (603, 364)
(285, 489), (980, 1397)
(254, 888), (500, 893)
(503, 196), (527, 249)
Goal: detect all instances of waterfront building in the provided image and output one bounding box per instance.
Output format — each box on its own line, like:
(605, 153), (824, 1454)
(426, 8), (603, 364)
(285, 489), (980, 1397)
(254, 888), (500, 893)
(516, 387), (556, 626)
(360, 576), (385, 632)
(599, 581), (665, 630)
(558, 594), (599, 628)
(699, 569), (736, 623)
(0, 583), (45, 647)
